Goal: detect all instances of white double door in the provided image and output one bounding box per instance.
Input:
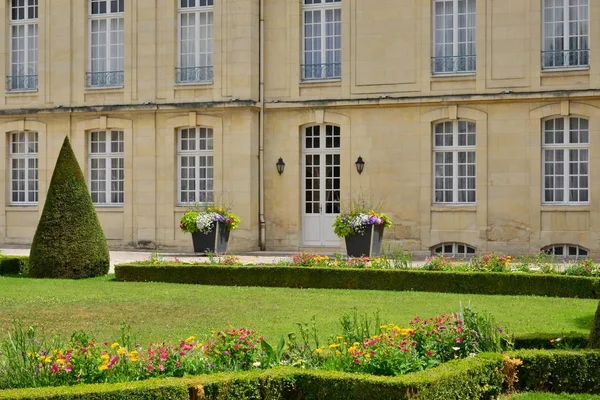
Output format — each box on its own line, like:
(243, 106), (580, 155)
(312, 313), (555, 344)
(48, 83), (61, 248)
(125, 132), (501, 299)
(302, 125), (341, 246)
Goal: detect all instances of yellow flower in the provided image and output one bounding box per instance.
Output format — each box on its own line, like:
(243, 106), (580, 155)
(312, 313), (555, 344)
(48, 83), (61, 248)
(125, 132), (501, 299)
(315, 348), (323, 354)
(335, 350), (341, 356)
(185, 336), (196, 343)
(117, 347), (126, 355)
(336, 336), (344, 340)
(101, 354), (110, 360)
(39, 355), (46, 362)
(364, 353), (371, 358)
(45, 357), (53, 364)
(56, 358), (65, 365)
(111, 342), (119, 349)
(348, 346), (356, 353)
(379, 325), (388, 330)
(99, 364), (109, 371)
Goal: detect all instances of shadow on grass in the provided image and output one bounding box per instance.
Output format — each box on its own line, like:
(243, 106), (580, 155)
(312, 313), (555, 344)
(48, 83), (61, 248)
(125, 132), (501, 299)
(573, 314), (594, 331)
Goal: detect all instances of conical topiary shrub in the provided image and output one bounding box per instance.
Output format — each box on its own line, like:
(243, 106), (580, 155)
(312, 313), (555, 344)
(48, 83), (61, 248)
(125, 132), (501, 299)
(590, 301), (600, 349)
(29, 136), (109, 279)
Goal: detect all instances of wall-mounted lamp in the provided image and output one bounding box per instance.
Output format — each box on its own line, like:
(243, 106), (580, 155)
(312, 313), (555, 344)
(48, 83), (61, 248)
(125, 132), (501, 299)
(276, 157), (286, 175)
(355, 156), (365, 174)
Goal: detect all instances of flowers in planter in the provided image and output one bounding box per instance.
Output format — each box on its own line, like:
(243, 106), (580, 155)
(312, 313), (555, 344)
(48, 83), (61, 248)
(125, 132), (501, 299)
(180, 205), (240, 234)
(333, 209), (392, 238)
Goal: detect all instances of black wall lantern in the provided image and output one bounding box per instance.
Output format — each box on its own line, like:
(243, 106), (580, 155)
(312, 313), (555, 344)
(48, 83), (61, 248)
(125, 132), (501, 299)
(355, 156), (365, 174)
(276, 157), (286, 175)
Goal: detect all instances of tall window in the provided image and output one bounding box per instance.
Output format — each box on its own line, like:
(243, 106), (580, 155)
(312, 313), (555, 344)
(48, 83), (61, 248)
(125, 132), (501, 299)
(543, 117), (589, 204)
(9, 131), (38, 204)
(302, 0), (341, 81)
(89, 130), (124, 205)
(433, 120), (476, 204)
(87, 0), (124, 87)
(178, 127), (214, 204)
(542, 0), (589, 69)
(177, 0), (214, 83)
(432, 0), (476, 74)
(8, 0), (38, 91)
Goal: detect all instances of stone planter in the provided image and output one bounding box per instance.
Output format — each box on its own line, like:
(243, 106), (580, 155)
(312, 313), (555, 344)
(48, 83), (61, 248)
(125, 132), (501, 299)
(344, 224), (384, 258)
(191, 222), (230, 254)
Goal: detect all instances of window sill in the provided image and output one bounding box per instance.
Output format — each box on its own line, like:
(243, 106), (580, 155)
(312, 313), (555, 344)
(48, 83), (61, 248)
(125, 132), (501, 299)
(299, 79), (341, 86)
(541, 67), (589, 75)
(6, 205), (39, 211)
(6, 89), (38, 95)
(174, 81), (214, 87)
(430, 72), (476, 80)
(85, 86), (124, 92)
(541, 204), (590, 211)
(95, 205), (124, 211)
(431, 205), (477, 212)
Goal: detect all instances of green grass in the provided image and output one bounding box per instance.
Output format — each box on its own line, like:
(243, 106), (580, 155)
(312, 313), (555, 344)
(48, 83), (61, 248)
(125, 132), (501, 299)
(504, 394), (600, 399)
(0, 274), (596, 345)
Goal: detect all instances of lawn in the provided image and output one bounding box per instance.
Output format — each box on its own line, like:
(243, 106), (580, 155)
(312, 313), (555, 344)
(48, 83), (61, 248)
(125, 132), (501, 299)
(0, 274), (596, 345)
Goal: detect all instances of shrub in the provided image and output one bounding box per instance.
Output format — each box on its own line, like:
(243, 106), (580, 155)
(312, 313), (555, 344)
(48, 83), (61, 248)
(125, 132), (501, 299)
(114, 264), (600, 299)
(28, 137), (109, 279)
(589, 301), (600, 349)
(0, 257), (29, 275)
(565, 259), (600, 277)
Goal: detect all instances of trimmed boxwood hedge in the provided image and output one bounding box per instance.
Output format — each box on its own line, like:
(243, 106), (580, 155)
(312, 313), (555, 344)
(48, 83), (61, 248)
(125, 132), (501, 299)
(0, 354), (506, 400)
(512, 350), (600, 394)
(114, 263), (600, 299)
(3, 351), (600, 399)
(513, 333), (589, 350)
(0, 257), (29, 276)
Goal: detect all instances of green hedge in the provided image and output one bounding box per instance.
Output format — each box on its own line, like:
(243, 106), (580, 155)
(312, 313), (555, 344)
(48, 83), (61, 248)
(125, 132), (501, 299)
(513, 333), (589, 350)
(0, 377), (189, 400)
(114, 264), (600, 299)
(511, 350), (600, 394)
(0, 257), (29, 276)
(0, 355), (505, 400)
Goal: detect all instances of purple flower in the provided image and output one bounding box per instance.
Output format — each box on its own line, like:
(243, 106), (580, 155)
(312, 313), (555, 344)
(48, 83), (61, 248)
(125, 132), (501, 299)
(498, 327), (504, 333)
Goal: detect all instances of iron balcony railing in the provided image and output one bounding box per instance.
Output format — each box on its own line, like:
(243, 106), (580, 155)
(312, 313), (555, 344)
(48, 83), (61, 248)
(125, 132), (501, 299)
(301, 63), (341, 81)
(175, 66), (214, 84)
(542, 49), (589, 69)
(6, 75), (38, 91)
(431, 55), (476, 75)
(86, 71), (124, 88)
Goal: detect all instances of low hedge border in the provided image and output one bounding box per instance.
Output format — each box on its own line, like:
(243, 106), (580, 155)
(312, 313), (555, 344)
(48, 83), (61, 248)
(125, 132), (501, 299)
(512, 350), (600, 394)
(4, 351), (600, 399)
(0, 354), (506, 400)
(114, 264), (600, 299)
(0, 257), (29, 276)
(513, 333), (590, 350)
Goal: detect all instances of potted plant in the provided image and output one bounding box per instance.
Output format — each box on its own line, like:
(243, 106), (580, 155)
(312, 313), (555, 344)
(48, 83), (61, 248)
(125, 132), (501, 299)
(333, 207), (392, 258)
(180, 205), (240, 254)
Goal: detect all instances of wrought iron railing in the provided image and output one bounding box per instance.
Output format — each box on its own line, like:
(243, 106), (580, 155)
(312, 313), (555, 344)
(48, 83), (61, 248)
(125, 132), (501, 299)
(542, 49), (589, 69)
(301, 63), (341, 81)
(176, 66), (214, 83)
(6, 75), (38, 91)
(431, 55), (476, 74)
(86, 71), (124, 88)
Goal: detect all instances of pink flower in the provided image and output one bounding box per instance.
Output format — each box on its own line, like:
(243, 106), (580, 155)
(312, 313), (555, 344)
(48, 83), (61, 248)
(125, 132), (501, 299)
(50, 363), (59, 374)
(65, 364), (72, 373)
(456, 337), (462, 343)
(158, 364), (165, 371)
(146, 365), (154, 372)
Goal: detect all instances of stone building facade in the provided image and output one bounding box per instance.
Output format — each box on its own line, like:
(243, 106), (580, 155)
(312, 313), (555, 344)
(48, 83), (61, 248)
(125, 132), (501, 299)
(1, 0), (599, 258)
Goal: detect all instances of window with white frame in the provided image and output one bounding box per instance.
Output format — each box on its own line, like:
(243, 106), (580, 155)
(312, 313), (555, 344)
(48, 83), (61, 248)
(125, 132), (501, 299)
(433, 120), (476, 204)
(88, 130), (124, 205)
(177, 0), (214, 83)
(8, 0), (38, 91)
(432, 242), (476, 257)
(9, 131), (38, 204)
(178, 127), (214, 204)
(87, 0), (124, 87)
(432, 0), (476, 74)
(542, 0), (589, 69)
(302, 0), (341, 81)
(543, 117), (589, 204)
(543, 244), (588, 258)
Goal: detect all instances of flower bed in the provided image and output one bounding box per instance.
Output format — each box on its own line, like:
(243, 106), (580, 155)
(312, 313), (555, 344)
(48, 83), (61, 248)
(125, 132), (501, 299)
(0, 309), (508, 390)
